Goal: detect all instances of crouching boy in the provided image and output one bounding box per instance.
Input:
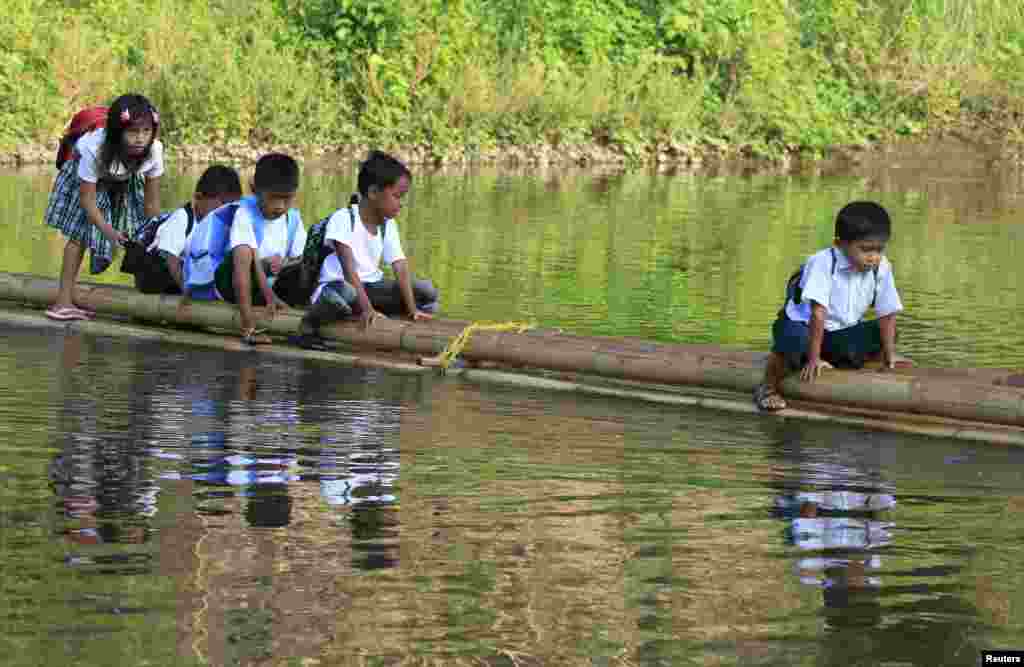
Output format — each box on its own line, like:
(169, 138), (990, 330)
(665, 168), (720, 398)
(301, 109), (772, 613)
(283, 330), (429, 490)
(755, 201), (908, 411)
(126, 165), (241, 294)
(182, 153), (306, 345)
(295, 151), (438, 349)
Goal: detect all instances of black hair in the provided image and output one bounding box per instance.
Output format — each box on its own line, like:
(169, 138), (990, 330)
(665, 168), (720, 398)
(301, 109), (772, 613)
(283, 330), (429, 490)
(195, 164), (242, 198)
(835, 201), (892, 242)
(100, 94), (159, 176)
(357, 150), (411, 197)
(253, 153), (300, 193)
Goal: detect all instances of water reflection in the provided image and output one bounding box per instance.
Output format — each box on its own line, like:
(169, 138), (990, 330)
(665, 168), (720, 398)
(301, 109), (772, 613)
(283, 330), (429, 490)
(4, 322), (1024, 666)
(49, 332), (158, 559)
(769, 422), (985, 666)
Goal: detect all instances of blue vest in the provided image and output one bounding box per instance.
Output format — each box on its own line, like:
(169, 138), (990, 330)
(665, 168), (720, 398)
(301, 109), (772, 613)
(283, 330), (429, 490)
(183, 195), (300, 300)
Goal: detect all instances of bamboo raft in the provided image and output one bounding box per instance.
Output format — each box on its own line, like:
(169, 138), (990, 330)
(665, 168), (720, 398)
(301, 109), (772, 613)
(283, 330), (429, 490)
(2, 271), (1023, 446)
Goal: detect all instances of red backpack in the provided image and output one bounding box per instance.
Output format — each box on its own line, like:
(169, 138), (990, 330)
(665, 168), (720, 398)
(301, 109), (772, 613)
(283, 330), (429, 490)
(55, 106), (108, 170)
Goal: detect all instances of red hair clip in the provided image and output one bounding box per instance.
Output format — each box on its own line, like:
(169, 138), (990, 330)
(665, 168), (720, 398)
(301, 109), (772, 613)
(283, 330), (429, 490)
(120, 109), (131, 124)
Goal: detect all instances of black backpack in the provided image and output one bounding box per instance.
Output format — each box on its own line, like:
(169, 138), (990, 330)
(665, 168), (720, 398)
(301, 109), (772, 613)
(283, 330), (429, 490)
(121, 202), (195, 275)
(277, 194), (384, 308)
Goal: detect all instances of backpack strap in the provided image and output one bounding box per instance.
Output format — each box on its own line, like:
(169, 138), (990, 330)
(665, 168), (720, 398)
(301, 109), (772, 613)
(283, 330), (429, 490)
(348, 197), (386, 238)
(872, 265), (879, 307)
(183, 202), (196, 237)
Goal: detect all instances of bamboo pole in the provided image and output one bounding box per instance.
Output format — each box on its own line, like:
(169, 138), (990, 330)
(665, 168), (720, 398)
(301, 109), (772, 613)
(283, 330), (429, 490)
(3, 298), (1023, 447)
(2, 272), (1023, 428)
(0, 305), (427, 374)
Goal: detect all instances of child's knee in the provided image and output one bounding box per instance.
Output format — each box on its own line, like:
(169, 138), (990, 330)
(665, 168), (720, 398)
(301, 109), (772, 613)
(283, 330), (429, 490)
(413, 278), (437, 296)
(326, 280), (357, 305)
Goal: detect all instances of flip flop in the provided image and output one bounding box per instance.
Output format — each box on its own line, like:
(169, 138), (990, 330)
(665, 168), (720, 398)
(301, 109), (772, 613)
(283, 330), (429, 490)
(241, 328), (273, 346)
(753, 383), (788, 412)
(288, 334), (337, 351)
(45, 306), (90, 322)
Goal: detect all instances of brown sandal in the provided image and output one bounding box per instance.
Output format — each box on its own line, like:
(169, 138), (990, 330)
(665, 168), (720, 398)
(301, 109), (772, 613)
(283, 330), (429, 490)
(241, 328), (272, 346)
(754, 384), (787, 412)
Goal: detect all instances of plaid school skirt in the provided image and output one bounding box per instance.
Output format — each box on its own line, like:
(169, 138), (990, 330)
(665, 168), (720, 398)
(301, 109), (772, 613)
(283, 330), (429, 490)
(43, 157), (146, 274)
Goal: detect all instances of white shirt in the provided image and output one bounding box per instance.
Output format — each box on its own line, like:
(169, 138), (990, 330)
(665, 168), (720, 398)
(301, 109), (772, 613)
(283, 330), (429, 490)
(148, 206), (190, 256)
(785, 247), (903, 331)
(227, 199), (307, 260)
(75, 128), (164, 183)
(312, 206), (406, 302)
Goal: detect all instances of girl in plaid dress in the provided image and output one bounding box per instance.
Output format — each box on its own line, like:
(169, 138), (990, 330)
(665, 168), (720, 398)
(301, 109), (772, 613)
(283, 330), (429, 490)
(43, 94), (164, 320)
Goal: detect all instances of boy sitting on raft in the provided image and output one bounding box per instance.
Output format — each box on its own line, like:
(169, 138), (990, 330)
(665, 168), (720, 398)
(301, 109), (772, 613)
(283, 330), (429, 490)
(182, 153), (306, 345)
(754, 201), (907, 411)
(295, 151), (438, 349)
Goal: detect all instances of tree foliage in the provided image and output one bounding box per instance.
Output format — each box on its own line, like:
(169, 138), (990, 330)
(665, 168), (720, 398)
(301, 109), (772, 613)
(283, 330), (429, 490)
(2, 0), (1023, 157)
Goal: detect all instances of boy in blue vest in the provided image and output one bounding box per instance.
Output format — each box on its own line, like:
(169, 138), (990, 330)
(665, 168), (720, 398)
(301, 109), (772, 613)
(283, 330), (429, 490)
(754, 201), (908, 411)
(182, 153), (306, 345)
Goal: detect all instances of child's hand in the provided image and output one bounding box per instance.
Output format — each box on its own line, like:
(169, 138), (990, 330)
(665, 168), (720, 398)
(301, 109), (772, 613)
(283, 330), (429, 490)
(263, 293), (278, 320)
(104, 226), (128, 245)
(265, 254), (284, 275)
(800, 359), (833, 382)
(360, 308), (386, 330)
(410, 309), (433, 322)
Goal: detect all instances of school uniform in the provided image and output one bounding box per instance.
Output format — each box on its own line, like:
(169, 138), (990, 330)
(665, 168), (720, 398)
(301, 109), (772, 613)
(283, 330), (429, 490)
(43, 129), (164, 274)
(129, 203), (194, 294)
(209, 196), (307, 304)
(311, 205), (438, 315)
(772, 247), (903, 370)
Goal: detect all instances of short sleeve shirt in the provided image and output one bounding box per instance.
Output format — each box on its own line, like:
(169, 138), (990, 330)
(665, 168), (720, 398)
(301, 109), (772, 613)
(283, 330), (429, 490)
(75, 129), (164, 183)
(227, 198), (307, 260)
(785, 247), (903, 331)
(320, 205), (405, 284)
(149, 206), (190, 256)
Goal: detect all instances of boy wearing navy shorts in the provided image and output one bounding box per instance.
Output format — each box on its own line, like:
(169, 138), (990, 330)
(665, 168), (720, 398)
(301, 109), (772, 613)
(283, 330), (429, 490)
(755, 201), (908, 411)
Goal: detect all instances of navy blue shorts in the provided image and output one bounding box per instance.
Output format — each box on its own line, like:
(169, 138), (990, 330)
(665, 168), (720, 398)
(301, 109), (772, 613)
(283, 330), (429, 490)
(771, 317), (882, 370)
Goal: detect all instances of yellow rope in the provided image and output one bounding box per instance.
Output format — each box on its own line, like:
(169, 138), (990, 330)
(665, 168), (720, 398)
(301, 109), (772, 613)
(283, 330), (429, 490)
(437, 321), (534, 373)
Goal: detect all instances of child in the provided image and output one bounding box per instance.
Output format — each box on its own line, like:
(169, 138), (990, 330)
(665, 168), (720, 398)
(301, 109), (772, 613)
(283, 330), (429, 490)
(754, 201), (906, 411)
(43, 94), (163, 321)
(127, 165), (242, 294)
(182, 153), (306, 345)
(296, 151), (438, 349)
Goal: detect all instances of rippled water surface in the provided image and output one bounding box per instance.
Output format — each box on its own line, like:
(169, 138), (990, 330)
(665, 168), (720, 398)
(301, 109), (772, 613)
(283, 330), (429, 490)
(2, 149), (1024, 666)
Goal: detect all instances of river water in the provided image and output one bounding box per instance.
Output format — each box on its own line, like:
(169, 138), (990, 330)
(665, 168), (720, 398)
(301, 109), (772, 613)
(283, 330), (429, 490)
(1, 144), (1023, 666)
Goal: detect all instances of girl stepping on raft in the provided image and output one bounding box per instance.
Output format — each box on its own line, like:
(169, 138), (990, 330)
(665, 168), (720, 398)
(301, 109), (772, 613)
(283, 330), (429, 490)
(43, 94), (164, 321)
(755, 201), (910, 412)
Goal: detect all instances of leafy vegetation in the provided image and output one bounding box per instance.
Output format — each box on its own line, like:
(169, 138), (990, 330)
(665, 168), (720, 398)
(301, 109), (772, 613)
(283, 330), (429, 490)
(3, 0), (1024, 160)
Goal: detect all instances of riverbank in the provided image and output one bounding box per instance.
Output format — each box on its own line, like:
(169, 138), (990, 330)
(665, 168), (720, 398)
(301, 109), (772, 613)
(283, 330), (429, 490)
(0, 136), (762, 170)
(2, 124), (1015, 176)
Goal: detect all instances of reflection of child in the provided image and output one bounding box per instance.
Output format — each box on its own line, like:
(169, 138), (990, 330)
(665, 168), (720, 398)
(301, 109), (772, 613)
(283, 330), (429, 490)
(755, 202), (907, 411)
(44, 94), (164, 321)
(782, 495), (893, 588)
